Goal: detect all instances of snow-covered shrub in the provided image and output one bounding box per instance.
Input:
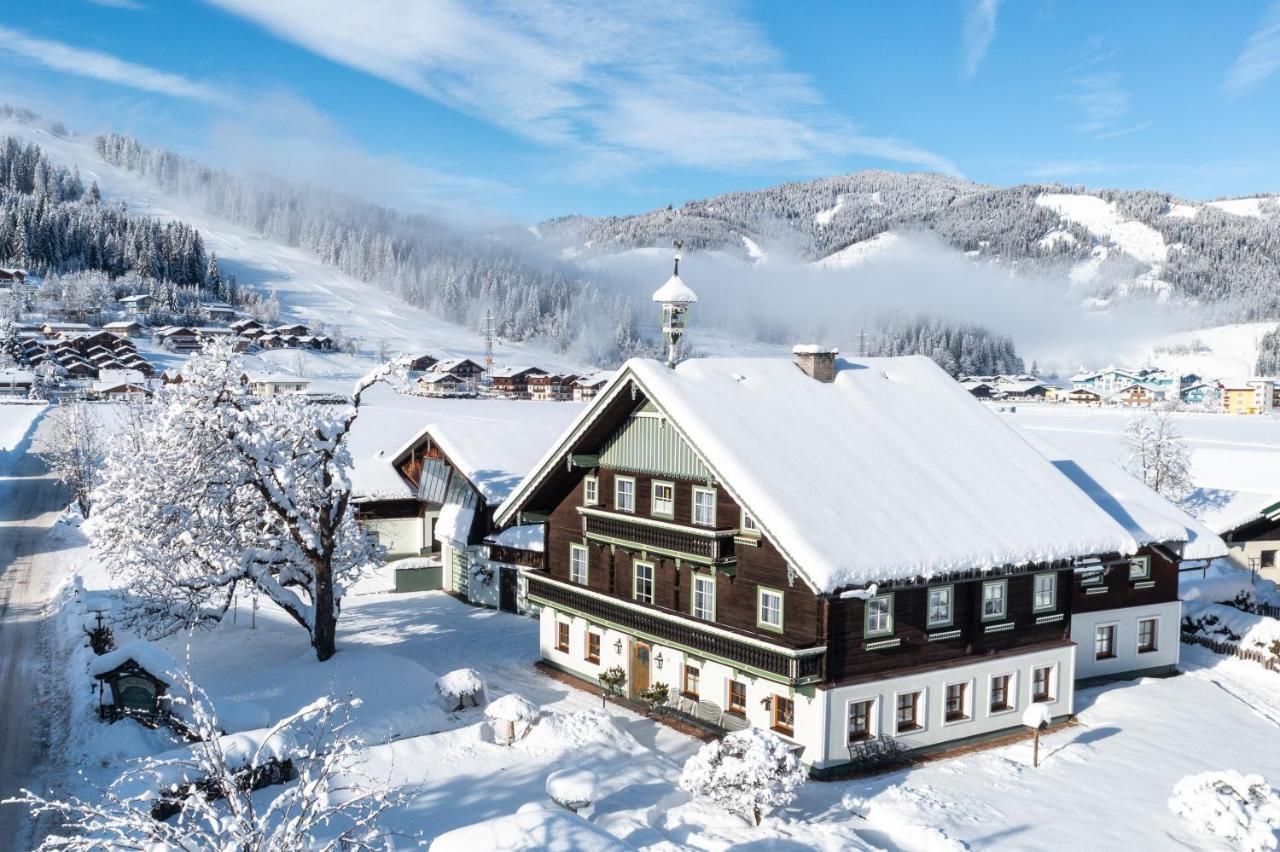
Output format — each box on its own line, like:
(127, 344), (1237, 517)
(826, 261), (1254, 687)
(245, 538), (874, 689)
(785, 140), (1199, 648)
(546, 768), (598, 813)
(1169, 770), (1280, 851)
(638, 682), (669, 715)
(678, 727), (807, 826)
(597, 665), (625, 707)
(435, 668), (487, 712)
(485, 693), (540, 744)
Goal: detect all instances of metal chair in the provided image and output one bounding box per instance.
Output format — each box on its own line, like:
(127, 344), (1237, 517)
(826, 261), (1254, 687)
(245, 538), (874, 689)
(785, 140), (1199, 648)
(721, 712), (750, 732)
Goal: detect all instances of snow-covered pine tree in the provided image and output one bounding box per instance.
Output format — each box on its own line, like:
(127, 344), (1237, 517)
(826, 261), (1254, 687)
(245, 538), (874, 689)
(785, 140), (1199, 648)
(1124, 411), (1193, 502)
(90, 338), (399, 660)
(677, 728), (806, 826)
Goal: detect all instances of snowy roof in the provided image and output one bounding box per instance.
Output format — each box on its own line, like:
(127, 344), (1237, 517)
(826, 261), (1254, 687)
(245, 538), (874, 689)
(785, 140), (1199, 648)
(792, 344), (838, 355)
(485, 523), (545, 553)
(89, 640), (182, 686)
(501, 356), (1155, 593)
(433, 357), (483, 372)
(490, 365), (546, 379)
(574, 372), (613, 388)
(119, 294), (150, 303)
(995, 380), (1047, 394)
(0, 369), (34, 384)
(651, 273), (698, 304)
(393, 401), (582, 506)
(93, 381), (149, 394)
(419, 372), (463, 384)
(1026, 438), (1226, 561)
(243, 372), (310, 386)
(97, 368), (144, 385)
(429, 803), (627, 852)
(103, 320), (141, 329)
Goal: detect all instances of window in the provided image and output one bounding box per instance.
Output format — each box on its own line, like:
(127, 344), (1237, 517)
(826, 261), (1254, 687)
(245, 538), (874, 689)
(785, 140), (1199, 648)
(1263, 550), (1277, 569)
(569, 544), (589, 585)
(1032, 666), (1053, 702)
(1033, 573), (1057, 612)
(848, 699), (874, 743)
(586, 631), (601, 664)
(633, 561), (654, 604)
(927, 586), (953, 628)
(650, 480), (674, 518)
(683, 664), (700, 699)
(773, 696), (795, 735)
(692, 574), (716, 621)
(728, 680), (747, 715)
(1095, 624), (1116, 660)
(895, 691), (922, 733)
(615, 476), (635, 513)
(990, 674), (1012, 712)
(757, 587), (784, 632)
(981, 580), (1007, 621)
(1138, 618), (1158, 653)
(583, 475), (598, 506)
(864, 593), (894, 638)
(692, 487), (716, 526)
(945, 682), (968, 722)
(740, 509), (760, 536)
(556, 622), (570, 653)
(1081, 569), (1103, 587)
(1129, 556), (1150, 580)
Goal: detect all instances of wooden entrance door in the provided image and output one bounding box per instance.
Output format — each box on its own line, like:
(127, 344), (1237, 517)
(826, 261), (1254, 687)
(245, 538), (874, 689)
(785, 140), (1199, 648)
(631, 641), (651, 697)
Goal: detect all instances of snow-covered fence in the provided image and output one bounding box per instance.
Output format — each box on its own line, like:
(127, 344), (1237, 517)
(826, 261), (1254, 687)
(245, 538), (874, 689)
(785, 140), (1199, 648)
(1181, 634), (1280, 673)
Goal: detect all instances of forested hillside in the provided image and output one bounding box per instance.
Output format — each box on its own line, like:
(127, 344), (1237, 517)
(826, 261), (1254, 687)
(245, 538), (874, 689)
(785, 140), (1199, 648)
(540, 173), (1280, 319)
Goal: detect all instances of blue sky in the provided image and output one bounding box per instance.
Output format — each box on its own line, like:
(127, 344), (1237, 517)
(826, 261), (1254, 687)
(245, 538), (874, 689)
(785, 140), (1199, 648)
(3, 0), (1280, 222)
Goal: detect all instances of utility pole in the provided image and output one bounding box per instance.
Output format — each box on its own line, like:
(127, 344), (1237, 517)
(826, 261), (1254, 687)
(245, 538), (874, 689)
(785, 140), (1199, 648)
(482, 310), (495, 388)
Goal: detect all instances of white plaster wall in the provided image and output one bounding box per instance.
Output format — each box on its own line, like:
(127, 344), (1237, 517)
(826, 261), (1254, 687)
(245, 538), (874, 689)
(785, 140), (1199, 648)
(1071, 601), (1181, 681)
(811, 644), (1076, 769)
(363, 516), (425, 559)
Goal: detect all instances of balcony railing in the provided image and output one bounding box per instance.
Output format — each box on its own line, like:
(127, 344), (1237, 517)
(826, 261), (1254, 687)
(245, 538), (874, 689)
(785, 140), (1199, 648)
(581, 510), (736, 566)
(527, 573), (823, 684)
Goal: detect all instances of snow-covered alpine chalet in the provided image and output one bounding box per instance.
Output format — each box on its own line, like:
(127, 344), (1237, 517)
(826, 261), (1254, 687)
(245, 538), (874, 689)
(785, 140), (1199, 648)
(494, 252), (1225, 775)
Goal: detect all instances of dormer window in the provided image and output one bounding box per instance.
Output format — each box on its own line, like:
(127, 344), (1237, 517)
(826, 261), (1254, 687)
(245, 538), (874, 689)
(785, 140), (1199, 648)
(740, 509), (760, 536)
(1129, 556), (1151, 581)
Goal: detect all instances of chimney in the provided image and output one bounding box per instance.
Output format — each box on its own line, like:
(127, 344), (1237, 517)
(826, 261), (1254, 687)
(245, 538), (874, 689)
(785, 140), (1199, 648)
(793, 345), (838, 383)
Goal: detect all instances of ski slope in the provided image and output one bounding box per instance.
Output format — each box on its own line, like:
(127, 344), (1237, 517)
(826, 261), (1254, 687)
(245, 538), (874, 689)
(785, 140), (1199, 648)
(0, 118), (588, 377)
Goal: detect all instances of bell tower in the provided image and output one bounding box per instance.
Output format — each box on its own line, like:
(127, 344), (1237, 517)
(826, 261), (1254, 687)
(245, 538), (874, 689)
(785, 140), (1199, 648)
(651, 239), (698, 368)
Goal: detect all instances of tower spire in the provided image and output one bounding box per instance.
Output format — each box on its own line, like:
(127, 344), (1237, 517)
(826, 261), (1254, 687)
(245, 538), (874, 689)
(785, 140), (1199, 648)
(652, 239), (697, 369)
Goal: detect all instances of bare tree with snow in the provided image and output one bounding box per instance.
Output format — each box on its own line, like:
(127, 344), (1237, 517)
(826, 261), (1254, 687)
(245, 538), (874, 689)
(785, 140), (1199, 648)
(90, 338), (401, 660)
(1124, 411), (1193, 502)
(42, 400), (104, 516)
(678, 728), (806, 826)
(6, 669), (407, 850)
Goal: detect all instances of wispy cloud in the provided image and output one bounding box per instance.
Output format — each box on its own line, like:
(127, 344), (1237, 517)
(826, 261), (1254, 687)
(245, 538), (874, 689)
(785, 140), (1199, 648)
(199, 0), (958, 175)
(1064, 71), (1144, 138)
(1225, 2), (1280, 96)
(0, 25), (227, 105)
(961, 0), (1000, 79)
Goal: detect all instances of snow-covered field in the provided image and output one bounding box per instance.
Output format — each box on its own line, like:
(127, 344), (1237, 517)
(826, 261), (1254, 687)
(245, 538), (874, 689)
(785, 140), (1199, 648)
(1, 400), (1272, 848)
(0, 402), (44, 453)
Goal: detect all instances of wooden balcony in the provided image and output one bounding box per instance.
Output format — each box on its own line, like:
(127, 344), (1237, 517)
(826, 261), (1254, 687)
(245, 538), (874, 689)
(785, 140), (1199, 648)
(527, 573), (823, 685)
(580, 508), (736, 567)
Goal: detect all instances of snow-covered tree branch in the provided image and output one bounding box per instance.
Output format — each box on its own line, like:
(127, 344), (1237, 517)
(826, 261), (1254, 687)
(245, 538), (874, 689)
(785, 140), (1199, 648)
(1124, 411), (1192, 502)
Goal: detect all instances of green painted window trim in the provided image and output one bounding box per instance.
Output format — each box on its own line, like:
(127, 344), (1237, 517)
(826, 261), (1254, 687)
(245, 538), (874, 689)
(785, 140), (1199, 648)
(1032, 572), (1057, 612)
(633, 560), (655, 604)
(1128, 555), (1151, 580)
(981, 579), (1007, 622)
(569, 543), (589, 586)
(583, 475), (598, 507)
(691, 572), (716, 622)
(651, 479), (675, 519)
(614, 475), (636, 513)
(757, 586), (785, 633)
(926, 585), (954, 629)
(691, 485), (717, 527)
(864, 592), (894, 638)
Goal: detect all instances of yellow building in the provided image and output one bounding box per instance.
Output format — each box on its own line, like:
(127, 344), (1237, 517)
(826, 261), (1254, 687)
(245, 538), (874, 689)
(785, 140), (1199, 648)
(1222, 382), (1263, 415)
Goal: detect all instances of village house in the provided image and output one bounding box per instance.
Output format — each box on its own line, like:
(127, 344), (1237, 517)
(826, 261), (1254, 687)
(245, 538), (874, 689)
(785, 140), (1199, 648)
(0, 368), (34, 397)
(406, 354), (439, 373)
(493, 253), (1218, 774)
(572, 373), (612, 402)
(489, 366), (547, 400)
(960, 380), (997, 399)
(199, 301), (239, 321)
(1219, 379), (1273, 415)
(1111, 383), (1166, 407)
(528, 372), (579, 401)
(119, 294), (152, 314)
(240, 372), (311, 398)
(0, 268), (27, 285)
(430, 357), (486, 393)
(417, 373), (469, 398)
(155, 326), (202, 353)
(92, 380), (152, 401)
(386, 404), (579, 604)
(1213, 498), (1280, 583)
(1179, 381), (1220, 408)
(102, 320), (144, 339)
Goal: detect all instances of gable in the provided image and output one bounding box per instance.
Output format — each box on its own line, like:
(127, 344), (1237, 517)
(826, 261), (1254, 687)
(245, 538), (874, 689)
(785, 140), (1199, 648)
(600, 403), (711, 481)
